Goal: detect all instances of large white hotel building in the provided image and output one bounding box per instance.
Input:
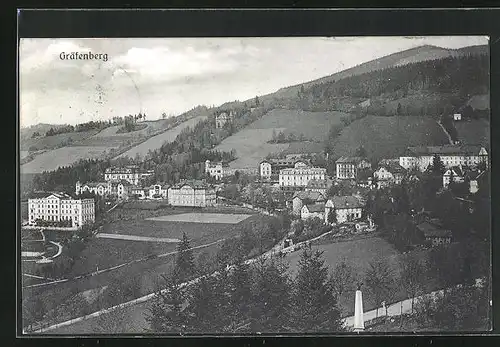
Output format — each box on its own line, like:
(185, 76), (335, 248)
(279, 162), (326, 188)
(399, 144), (488, 172)
(28, 192), (95, 229)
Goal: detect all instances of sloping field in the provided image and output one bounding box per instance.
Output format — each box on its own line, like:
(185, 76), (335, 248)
(20, 146), (110, 174)
(20, 130), (99, 151)
(330, 115), (449, 162)
(467, 94), (489, 111)
(116, 115), (208, 159)
(246, 108), (348, 141)
(214, 128), (289, 170)
(455, 119), (490, 145)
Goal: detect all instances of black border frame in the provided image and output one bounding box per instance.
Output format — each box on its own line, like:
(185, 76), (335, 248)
(12, 7), (500, 347)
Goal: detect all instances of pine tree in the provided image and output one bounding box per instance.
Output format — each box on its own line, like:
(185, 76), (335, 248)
(229, 256), (253, 325)
(432, 154), (446, 176)
(145, 274), (187, 333)
(291, 249), (344, 332)
(249, 256), (292, 333)
(175, 232), (196, 281)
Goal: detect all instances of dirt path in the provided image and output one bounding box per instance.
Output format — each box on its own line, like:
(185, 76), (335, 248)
(96, 233), (180, 243)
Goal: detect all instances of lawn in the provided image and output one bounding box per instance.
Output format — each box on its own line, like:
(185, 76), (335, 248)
(284, 235), (434, 317)
(116, 115), (208, 159)
(214, 128), (289, 170)
(20, 130), (99, 151)
(146, 213), (253, 224)
(454, 119), (490, 145)
(20, 146), (111, 174)
(329, 115), (449, 162)
(246, 108), (348, 141)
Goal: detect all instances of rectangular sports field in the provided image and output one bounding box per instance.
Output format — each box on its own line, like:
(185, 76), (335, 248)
(146, 213), (252, 224)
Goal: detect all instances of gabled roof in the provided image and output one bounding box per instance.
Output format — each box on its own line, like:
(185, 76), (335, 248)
(444, 166), (465, 177)
(326, 195), (364, 209)
(292, 191), (326, 202)
(377, 159), (406, 174)
(170, 179), (211, 190)
(28, 191), (73, 200)
(416, 222), (452, 238)
(336, 156), (369, 164)
(303, 203), (326, 213)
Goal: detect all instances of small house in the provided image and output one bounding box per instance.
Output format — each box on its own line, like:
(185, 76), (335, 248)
(453, 113), (462, 121)
(443, 166), (465, 188)
(290, 191), (326, 216)
(416, 221), (452, 247)
(301, 203), (326, 221)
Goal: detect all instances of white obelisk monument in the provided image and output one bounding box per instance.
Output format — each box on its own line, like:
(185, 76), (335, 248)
(353, 283), (365, 332)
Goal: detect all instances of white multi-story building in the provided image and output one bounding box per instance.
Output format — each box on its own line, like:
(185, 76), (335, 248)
(324, 195), (364, 225)
(215, 111), (235, 129)
(335, 157), (372, 180)
(76, 180), (131, 200)
(399, 145), (488, 172)
(442, 166), (465, 188)
(279, 162), (326, 188)
(104, 166), (154, 185)
(260, 158), (310, 181)
(28, 192), (95, 229)
(205, 160), (230, 180)
(168, 180), (216, 207)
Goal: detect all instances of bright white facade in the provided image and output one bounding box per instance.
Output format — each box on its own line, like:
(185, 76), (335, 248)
(146, 184), (169, 199)
(279, 162), (326, 187)
(76, 180), (130, 200)
(260, 161), (272, 180)
(205, 160), (230, 180)
(301, 204), (325, 221)
(104, 166), (154, 185)
(442, 166), (465, 188)
(399, 145), (488, 172)
(168, 180), (216, 207)
(28, 192), (95, 229)
(335, 157), (372, 180)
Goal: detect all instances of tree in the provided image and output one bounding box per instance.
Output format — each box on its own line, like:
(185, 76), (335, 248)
(399, 256), (426, 313)
(330, 259), (357, 301)
(145, 274), (187, 333)
(327, 209), (338, 225)
(175, 232), (196, 281)
(249, 256), (291, 332)
(255, 96), (260, 106)
(397, 102), (403, 116)
(364, 258), (397, 318)
(291, 249), (343, 332)
(291, 219), (304, 237)
(431, 154), (446, 176)
(228, 258), (253, 326)
(355, 145), (367, 158)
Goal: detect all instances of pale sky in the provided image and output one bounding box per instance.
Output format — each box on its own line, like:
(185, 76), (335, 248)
(19, 36), (488, 127)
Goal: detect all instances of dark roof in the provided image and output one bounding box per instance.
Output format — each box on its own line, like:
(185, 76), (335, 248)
(336, 156), (369, 164)
(304, 203), (326, 213)
(416, 222), (452, 238)
(327, 195), (364, 209)
(292, 191), (326, 202)
(170, 179), (211, 190)
(29, 191), (86, 200)
(377, 159), (406, 174)
(405, 144), (486, 156)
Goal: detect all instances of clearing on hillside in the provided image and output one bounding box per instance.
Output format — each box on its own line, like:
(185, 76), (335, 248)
(329, 115), (449, 162)
(214, 128), (289, 170)
(246, 108), (348, 141)
(20, 146), (110, 174)
(116, 115), (208, 159)
(20, 130), (100, 151)
(146, 213), (252, 224)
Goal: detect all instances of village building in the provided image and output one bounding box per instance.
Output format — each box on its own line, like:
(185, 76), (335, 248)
(416, 221), (452, 247)
(145, 184), (169, 199)
(289, 191), (326, 216)
(279, 162), (326, 190)
(304, 178), (333, 196)
(373, 159), (406, 188)
(75, 180), (131, 200)
(453, 113), (462, 121)
(259, 158), (310, 181)
(301, 203), (326, 221)
(324, 195), (364, 225)
(167, 179), (216, 207)
(28, 192), (95, 229)
(399, 145), (488, 172)
(442, 166), (466, 188)
(205, 160), (231, 180)
(104, 166), (154, 185)
(335, 157), (372, 180)
(215, 111), (235, 129)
